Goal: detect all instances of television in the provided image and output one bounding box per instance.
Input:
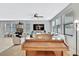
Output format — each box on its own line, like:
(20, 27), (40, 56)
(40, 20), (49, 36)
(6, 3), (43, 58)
(33, 24), (44, 30)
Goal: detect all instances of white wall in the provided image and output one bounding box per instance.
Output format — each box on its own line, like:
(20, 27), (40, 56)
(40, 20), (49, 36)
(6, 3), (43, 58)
(50, 4), (79, 54)
(0, 20), (50, 37)
(21, 20), (51, 34)
(71, 4), (79, 53)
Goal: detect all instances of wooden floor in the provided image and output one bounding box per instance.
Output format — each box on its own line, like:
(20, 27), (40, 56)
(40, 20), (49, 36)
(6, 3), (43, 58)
(0, 45), (73, 56)
(0, 45), (25, 56)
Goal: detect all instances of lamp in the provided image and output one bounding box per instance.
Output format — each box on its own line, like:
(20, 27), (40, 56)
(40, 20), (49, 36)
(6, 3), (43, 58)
(73, 19), (79, 56)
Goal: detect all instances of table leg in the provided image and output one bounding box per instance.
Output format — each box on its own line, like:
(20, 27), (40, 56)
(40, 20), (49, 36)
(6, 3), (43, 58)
(26, 50), (27, 56)
(61, 51), (63, 56)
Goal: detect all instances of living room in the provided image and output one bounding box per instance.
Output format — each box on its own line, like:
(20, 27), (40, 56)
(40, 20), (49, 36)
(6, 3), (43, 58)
(0, 3), (79, 56)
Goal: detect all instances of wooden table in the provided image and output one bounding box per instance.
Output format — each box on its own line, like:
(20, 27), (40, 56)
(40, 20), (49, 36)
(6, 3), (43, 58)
(22, 39), (68, 56)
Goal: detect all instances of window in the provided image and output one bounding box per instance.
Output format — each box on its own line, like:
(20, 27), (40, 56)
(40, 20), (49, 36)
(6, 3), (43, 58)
(6, 23), (16, 33)
(52, 19), (56, 33)
(56, 17), (62, 34)
(11, 24), (16, 33)
(63, 10), (74, 36)
(6, 24), (11, 33)
(26, 24), (30, 34)
(52, 17), (62, 34)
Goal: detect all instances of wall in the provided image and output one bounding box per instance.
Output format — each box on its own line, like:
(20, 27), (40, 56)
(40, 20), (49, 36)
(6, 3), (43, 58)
(21, 20), (51, 34)
(0, 20), (50, 37)
(71, 4), (79, 53)
(50, 3), (79, 55)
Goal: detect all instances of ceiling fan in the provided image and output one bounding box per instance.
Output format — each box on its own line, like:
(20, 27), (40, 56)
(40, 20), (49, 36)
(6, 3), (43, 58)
(34, 13), (43, 18)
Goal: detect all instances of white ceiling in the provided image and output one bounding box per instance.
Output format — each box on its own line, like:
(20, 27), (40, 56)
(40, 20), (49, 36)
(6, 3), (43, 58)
(0, 3), (69, 20)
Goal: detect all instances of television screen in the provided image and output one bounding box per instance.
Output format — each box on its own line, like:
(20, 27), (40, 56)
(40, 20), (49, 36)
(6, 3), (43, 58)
(33, 24), (44, 30)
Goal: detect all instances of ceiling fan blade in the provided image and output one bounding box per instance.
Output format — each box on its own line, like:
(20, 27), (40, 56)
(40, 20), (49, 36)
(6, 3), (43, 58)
(33, 13), (43, 18)
(34, 15), (43, 17)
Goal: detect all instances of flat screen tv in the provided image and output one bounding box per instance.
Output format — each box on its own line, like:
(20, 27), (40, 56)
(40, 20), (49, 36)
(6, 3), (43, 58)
(33, 24), (44, 30)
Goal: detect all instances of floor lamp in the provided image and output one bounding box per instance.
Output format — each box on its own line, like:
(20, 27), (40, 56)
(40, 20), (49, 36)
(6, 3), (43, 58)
(73, 20), (79, 56)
